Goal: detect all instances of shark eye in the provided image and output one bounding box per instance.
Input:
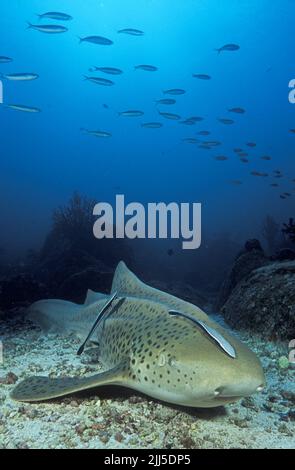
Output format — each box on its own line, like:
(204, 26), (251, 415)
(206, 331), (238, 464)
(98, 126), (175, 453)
(214, 386), (224, 396)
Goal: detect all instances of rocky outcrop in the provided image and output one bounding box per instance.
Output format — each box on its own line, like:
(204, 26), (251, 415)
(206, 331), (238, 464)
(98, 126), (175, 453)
(216, 240), (270, 310)
(0, 275), (48, 309)
(221, 261), (295, 340)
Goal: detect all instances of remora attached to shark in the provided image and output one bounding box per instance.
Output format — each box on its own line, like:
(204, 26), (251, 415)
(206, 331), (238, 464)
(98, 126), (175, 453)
(11, 262), (265, 408)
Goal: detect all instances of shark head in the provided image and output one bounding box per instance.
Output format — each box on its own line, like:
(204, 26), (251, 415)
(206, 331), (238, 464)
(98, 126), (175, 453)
(156, 333), (265, 408)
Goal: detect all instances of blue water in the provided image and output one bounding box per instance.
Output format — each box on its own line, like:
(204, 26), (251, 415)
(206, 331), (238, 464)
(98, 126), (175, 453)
(0, 0), (294, 256)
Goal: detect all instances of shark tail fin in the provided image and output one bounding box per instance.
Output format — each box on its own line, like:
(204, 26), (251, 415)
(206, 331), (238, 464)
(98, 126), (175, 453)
(11, 363), (128, 402)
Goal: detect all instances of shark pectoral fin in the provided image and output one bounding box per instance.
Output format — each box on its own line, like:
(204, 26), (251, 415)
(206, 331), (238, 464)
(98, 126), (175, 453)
(10, 363), (128, 403)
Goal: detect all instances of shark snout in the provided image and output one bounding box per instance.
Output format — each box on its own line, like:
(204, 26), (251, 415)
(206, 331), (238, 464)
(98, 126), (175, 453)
(214, 377), (265, 399)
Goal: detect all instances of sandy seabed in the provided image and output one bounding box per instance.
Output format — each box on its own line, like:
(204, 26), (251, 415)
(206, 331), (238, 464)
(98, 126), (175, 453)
(0, 312), (294, 449)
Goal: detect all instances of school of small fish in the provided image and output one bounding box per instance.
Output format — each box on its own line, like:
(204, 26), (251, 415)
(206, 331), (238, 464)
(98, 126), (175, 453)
(0, 9), (293, 200)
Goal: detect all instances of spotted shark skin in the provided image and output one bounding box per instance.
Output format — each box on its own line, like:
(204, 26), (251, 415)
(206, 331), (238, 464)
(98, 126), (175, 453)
(11, 262), (265, 407)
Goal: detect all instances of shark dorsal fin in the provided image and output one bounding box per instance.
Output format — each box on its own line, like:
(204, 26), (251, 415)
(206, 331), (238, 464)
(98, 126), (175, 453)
(111, 261), (144, 295)
(111, 261), (208, 321)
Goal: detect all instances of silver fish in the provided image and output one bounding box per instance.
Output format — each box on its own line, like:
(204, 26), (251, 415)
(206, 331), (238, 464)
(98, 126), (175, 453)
(198, 131), (211, 136)
(246, 142), (256, 147)
(79, 36), (113, 46)
(229, 107), (245, 114)
(182, 138), (199, 144)
(81, 128), (112, 138)
(119, 110), (144, 117)
(163, 88), (186, 95)
(216, 44), (240, 53)
(230, 180), (243, 185)
(158, 111), (181, 120)
(27, 22), (68, 33)
(187, 116), (204, 122)
(179, 120), (196, 126)
(84, 76), (114, 86)
(218, 118), (235, 125)
(135, 65), (158, 72)
(141, 122), (163, 129)
(156, 99), (176, 105)
(5, 104), (41, 113)
(0, 56), (13, 63)
(118, 28), (144, 36)
(203, 140), (221, 146)
(1, 73), (39, 81)
(37, 12), (73, 21)
(215, 156), (228, 161)
(192, 74), (211, 80)
(89, 67), (123, 75)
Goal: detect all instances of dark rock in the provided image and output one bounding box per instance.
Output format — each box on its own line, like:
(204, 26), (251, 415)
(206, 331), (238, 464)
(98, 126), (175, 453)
(216, 244), (269, 310)
(57, 266), (113, 303)
(245, 239), (263, 252)
(275, 248), (295, 262)
(221, 261), (295, 340)
(0, 274), (48, 309)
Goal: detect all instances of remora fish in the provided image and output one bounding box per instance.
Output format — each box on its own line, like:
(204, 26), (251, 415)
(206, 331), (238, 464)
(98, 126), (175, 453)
(11, 262), (265, 408)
